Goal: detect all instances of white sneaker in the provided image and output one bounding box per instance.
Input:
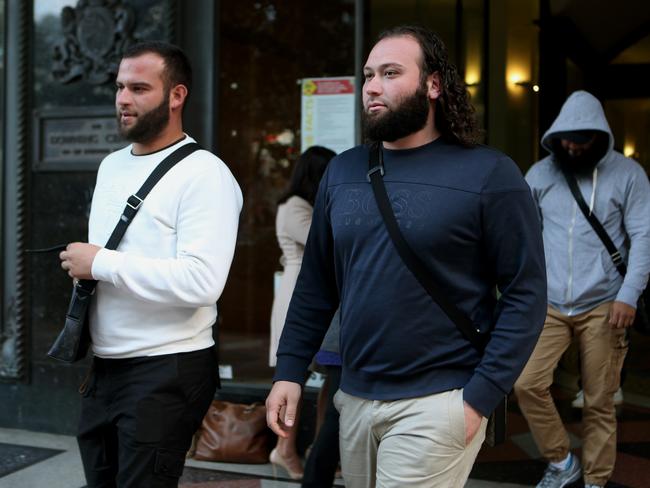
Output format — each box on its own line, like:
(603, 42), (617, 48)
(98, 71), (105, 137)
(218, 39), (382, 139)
(571, 388), (623, 408)
(613, 387), (624, 405)
(536, 453), (582, 488)
(571, 390), (584, 408)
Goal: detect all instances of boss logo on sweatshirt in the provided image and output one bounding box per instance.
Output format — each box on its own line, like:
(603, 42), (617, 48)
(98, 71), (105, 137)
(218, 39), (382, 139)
(329, 184), (480, 248)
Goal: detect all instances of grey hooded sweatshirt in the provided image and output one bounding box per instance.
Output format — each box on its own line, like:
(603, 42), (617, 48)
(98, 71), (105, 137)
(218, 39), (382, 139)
(526, 90), (650, 315)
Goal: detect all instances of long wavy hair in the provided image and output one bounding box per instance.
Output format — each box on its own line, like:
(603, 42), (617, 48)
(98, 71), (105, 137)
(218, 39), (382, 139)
(377, 25), (481, 147)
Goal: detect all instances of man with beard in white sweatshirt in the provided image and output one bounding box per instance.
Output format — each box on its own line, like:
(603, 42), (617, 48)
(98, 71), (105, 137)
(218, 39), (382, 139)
(515, 90), (650, 488)
(59, 41), (242, 487)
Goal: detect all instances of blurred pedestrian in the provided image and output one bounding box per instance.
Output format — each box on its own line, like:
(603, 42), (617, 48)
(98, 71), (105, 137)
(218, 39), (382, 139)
(515, 90), (650, 488)
(302, 311), (341, 488)
(268, 145), (335, 480)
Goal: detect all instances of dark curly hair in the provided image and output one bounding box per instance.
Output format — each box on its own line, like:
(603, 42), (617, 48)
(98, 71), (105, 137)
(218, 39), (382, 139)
(377, 25), (481, 147)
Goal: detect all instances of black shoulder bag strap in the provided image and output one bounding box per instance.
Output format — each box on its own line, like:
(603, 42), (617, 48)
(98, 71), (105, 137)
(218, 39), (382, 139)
(73, 142), (202, 309)
(367, 142), (505, 446)
(367, 142), (487, 351)
(562, 167), (650, 337)
(560, 167), (626, 277)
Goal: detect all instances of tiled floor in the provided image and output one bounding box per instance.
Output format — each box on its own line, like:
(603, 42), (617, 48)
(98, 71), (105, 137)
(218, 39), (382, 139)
(1, 389), (649, 488)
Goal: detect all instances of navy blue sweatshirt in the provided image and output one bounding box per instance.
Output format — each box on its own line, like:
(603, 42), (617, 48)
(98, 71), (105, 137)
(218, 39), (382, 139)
(274, 138), (547, 416)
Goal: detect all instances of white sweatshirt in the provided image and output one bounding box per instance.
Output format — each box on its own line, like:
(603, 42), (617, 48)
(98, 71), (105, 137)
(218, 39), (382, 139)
(88, 136), (242, 358)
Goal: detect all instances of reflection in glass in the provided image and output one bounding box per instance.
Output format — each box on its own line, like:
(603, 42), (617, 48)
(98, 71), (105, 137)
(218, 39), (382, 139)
(33, 0), (172, 109)
(217, 0), (355, 382)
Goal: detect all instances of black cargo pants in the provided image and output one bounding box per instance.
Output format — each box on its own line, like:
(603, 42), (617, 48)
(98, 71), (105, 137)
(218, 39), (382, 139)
(77, 347), (219, 488)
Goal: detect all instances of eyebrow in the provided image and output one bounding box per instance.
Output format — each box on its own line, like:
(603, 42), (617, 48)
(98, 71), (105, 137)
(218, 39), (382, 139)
(363, 62), (405, 72)
(116, 80), (154, 88)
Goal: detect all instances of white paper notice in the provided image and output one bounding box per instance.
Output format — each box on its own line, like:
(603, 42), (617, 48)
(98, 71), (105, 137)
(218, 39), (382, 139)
(301, 77), (356, 155)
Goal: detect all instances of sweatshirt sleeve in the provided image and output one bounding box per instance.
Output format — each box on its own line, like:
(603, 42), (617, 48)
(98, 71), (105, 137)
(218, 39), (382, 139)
(462, 157), (548, 416)
(616, 162), (650, 307)
(273, 170), (339, 384)
(91, 161), (243, 307)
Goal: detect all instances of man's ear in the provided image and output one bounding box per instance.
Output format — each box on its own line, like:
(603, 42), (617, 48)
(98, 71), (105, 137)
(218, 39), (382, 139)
(169, 84), (188, 112)
(427, 72), (441, 101)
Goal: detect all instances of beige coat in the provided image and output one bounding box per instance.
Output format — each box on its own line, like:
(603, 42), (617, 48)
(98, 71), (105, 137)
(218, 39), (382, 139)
(269, 196), (313, 367)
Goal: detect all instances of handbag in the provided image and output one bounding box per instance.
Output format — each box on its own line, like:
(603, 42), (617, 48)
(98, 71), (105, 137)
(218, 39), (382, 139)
(367, 142), (507, 446)
(193, 400), (273, 464)
(47, 142), (201, 362)
(561, 167), (650, 335)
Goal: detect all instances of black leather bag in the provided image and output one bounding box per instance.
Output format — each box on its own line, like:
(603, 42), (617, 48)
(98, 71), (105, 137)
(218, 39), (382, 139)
(47, 142), (201, 362)
(561, 168), (650, 336)
(47, 280), (94, 362)
(367, 142), (507, 446)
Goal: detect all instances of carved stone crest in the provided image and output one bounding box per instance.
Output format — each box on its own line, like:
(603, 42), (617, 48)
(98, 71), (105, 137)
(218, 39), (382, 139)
(52, 0), (136, 85)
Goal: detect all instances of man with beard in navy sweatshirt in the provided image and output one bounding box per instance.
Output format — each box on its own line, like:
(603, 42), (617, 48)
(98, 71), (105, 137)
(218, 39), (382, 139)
(266, 25), (547, 488)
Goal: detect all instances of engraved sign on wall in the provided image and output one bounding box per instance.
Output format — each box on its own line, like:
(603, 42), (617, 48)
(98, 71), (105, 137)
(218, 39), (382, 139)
(33, 108), (125, 171)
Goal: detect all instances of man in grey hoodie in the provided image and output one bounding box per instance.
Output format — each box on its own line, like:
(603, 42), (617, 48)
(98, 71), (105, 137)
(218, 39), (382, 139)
(514, 90), (650, 488)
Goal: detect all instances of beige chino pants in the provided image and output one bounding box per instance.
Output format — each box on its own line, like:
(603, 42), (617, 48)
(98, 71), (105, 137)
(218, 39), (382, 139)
(514, 303), (628, 486)
(333, 388), (487, 488)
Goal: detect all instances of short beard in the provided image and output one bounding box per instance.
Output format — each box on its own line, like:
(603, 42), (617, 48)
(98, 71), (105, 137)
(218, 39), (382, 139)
(117, 92), (170, 144)
(363, 82), (430, 143)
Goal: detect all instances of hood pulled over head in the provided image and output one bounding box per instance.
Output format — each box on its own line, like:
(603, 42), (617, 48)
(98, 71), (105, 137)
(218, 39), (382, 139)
(541, 91), (614, 171)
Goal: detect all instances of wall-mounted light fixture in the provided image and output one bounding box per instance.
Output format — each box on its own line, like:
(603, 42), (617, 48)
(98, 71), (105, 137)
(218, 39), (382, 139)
(508, 72), (539, 93)
(465, 72), (480, 87)
(465, 70), (480, 99)
(465, 66), (480, 89)
(508, 72), (526, 87)
(515, 81), (540, 92)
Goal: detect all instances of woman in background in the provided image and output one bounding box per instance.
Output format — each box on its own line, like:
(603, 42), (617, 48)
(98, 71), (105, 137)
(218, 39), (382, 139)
(268, 145), (335, 480)
(302, 310), (342, 488)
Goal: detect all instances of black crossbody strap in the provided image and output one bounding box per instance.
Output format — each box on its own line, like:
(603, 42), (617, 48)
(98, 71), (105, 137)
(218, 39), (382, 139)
(76, 142), (201, 294)
(105, 142), (201, 250)
(367, 142), (487, 352)
(560, 167), (627, 277)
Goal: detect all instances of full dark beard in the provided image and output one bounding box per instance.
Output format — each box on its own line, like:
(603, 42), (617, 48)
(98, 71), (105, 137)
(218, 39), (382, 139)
(363, 83), (430, 143)
(552, 135), (609, 176)
(117, 95), (170, 144)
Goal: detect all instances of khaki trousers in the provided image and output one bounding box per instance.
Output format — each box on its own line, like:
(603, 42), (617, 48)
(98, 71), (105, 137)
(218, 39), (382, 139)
(514, 303), (628, 486)
(333, 388), (487, 488)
